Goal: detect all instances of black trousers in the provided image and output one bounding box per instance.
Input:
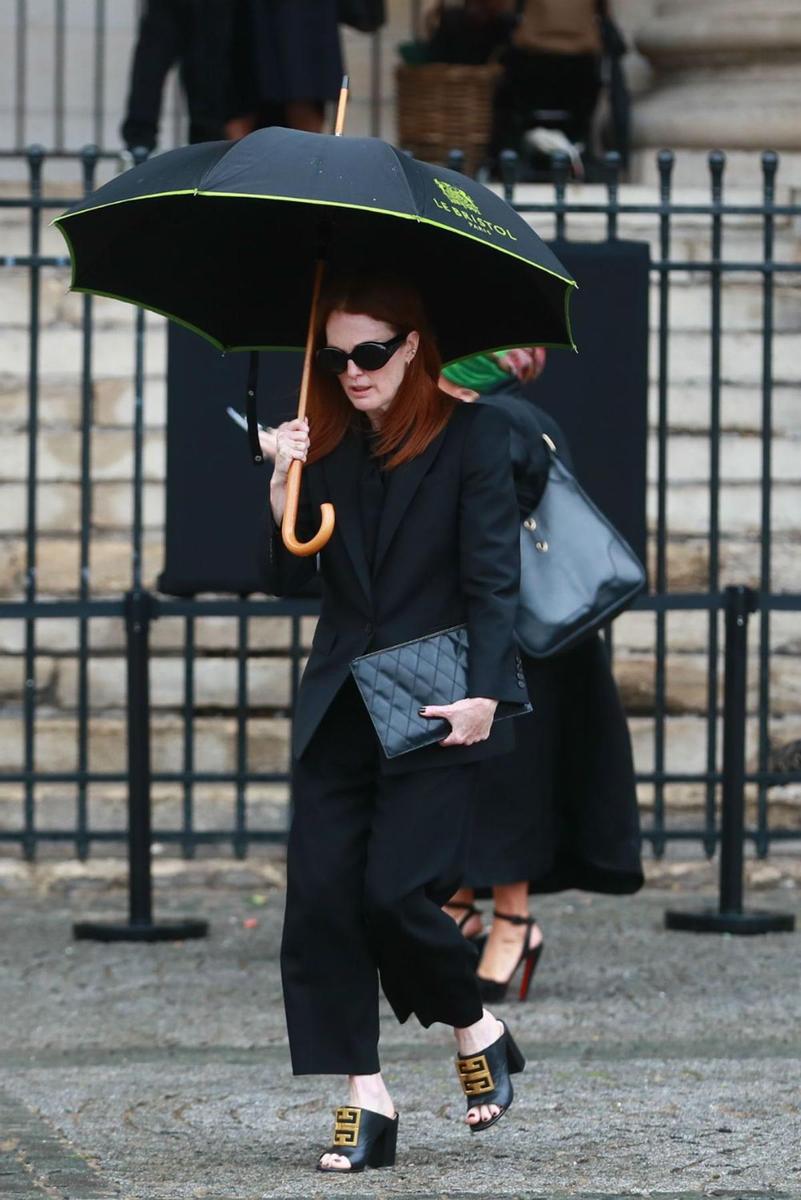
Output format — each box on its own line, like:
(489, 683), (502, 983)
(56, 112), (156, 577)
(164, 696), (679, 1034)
(121, 0), (234, 151)
(493, 48), (602, 153)
(281, 679), (484, 1076)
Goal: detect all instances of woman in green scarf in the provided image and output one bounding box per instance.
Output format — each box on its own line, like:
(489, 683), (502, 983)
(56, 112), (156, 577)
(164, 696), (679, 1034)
(439, 347), (643, 1001)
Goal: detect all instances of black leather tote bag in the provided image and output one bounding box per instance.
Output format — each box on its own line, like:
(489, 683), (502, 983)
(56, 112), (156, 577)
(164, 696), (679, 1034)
(516, 437), (646, 659)
(351, 624), (531, 759)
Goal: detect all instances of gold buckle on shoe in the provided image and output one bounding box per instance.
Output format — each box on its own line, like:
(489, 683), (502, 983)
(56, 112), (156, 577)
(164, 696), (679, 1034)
(456, 1053), (495, 1096)
(333, 1106), (361, 1147)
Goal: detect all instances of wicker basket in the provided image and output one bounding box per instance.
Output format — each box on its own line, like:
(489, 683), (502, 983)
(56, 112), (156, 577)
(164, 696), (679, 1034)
(395, 62), (502, 177)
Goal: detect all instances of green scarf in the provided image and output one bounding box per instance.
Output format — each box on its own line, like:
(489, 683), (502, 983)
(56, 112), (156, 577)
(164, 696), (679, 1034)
(441, 352), (509, 394)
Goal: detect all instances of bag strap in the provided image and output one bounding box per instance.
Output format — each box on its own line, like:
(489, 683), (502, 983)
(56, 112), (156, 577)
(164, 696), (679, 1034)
(246, 350), (263, 466)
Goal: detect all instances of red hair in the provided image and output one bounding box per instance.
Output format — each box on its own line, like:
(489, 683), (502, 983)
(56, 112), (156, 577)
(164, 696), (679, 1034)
(306, 274), (457, 469)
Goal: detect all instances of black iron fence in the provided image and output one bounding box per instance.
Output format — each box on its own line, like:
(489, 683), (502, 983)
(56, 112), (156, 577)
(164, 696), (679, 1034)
(1, 146), (800, 871)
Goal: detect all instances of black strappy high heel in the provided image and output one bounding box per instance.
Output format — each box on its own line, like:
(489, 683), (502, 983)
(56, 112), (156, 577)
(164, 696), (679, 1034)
(317, 1106), (399, 1173)
(455, 1021), (526, 1133)
(477, 911), (544, 1003)
(447, 900), (485, 945)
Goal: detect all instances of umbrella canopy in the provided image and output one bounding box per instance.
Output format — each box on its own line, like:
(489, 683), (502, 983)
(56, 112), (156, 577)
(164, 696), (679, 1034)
(54, 127), (575, 363)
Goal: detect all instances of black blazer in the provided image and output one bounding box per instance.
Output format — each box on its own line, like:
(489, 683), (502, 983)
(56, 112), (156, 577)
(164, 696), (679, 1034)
(266, 401), (526, 774)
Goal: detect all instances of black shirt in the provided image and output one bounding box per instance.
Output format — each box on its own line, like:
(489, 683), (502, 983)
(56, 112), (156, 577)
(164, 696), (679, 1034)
(356, 420), (387, 573)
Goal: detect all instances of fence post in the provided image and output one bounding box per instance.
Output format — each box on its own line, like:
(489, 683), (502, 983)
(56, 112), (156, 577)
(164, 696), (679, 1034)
(665, 586), (795, 935)
(73, 589), (208, 941)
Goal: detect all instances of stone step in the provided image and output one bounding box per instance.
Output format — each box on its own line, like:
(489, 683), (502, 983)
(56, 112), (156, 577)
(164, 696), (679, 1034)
(0, 375), (167, 429)
(0, 711), (290, 774)
(627, 713), (801, 777)
(663, 277), (801, 335)
(4, 266), (798, 338)
(0, 481), (165, 533)
(0, 780), (797, 839)
(2, 377), (798, 450)
(614, 607), (801, 655)
(615, 651), (801, 717)
(3, 324), (798, 393)
(52, 654), (292, 711)
(0, 614), (317, 655)
(648, 329), (800, 386)
(0, 533), (164, 596)
(2, 529), (799, 601)
(0, 268), (169, 331)
(664, 536), (801, 592)
(3, 180), (799, 270)
(647, 432), (799, 484)
(0, 711), (796, 806)
(646, 482), (800, 536)
(0, 428), (165, 482)
(654, 383), (800, 436)
(4, 477), (797, 539)
(1, 646), (797, 721)
(631, 148), (801, 192)
(1, 604), (796, 667)
(0, 324), (167, 379)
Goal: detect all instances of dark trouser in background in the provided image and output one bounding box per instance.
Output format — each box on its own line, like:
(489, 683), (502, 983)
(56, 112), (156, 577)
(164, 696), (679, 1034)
(281, 678), (484, 1076)
(492, 47), (602, 154)
(121, 0), (234, 151)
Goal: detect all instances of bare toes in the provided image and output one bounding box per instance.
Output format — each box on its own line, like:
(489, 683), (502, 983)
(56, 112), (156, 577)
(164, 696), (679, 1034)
(320, 1153), (351, 1171)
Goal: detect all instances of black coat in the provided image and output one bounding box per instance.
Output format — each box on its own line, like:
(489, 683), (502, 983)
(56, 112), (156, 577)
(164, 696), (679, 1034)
(266, 401), (527, 774)
(467, 381), (644, 895)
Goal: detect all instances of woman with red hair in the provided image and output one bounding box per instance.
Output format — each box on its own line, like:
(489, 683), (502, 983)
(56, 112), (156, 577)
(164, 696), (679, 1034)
(266, 275), (527, 1172)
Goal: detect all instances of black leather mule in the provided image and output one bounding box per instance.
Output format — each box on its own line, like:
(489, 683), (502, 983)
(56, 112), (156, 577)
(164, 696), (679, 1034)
(455, 1022), (526, 1132)
(317, 1106), (399, 1172)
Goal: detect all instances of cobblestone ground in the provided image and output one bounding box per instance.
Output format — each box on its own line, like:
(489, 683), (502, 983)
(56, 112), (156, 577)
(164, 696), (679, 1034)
(1, 866), (800, 1200)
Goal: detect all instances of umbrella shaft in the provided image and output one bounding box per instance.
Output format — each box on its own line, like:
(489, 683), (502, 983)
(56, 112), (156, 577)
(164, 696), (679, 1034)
(334, 75), (349, 136)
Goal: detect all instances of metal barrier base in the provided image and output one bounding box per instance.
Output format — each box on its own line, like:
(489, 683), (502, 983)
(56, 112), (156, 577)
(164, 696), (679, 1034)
(664, 909), (795, 935)
(73, 918), (209, 942)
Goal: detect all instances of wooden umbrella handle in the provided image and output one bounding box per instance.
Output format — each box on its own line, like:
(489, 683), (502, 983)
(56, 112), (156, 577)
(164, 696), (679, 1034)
(281, 461), (335, 557)
(281, 77), (350, 557)
(280, 257), (336, 556)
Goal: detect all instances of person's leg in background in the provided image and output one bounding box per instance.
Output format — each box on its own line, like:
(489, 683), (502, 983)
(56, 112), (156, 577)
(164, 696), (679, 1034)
(285, 101), (326, 134)
(490, 46), (601, 164)
(120, 0), (183, 153)
(181, 0), (236, 143)
(445, 882), (543, 1000)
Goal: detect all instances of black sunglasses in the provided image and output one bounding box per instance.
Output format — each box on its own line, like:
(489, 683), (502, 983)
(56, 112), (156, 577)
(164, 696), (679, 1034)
(315, 332), (407, 376)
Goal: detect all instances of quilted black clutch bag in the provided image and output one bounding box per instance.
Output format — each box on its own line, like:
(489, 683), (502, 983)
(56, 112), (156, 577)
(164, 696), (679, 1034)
(350, 624), (531, 760)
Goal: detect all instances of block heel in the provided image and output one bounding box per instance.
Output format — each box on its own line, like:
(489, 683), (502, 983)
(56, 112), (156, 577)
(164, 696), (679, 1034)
(367, 1114), (398, 1168)
(505, 1028), (526, 1074)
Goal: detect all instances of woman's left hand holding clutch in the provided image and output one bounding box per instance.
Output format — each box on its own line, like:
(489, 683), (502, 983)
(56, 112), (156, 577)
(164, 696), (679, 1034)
(419, 697), (498, 747)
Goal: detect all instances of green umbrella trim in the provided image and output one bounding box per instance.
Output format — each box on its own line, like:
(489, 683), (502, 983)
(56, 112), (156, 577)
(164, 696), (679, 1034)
(54, 190), (577, 353)
(53, 187), (577, 291)
(62, 277), (577, 359)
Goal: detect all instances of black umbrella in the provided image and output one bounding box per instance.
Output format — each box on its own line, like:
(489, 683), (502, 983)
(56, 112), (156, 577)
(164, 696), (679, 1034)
(55, 129), (574, 358)
(55, 117), (575, 553)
